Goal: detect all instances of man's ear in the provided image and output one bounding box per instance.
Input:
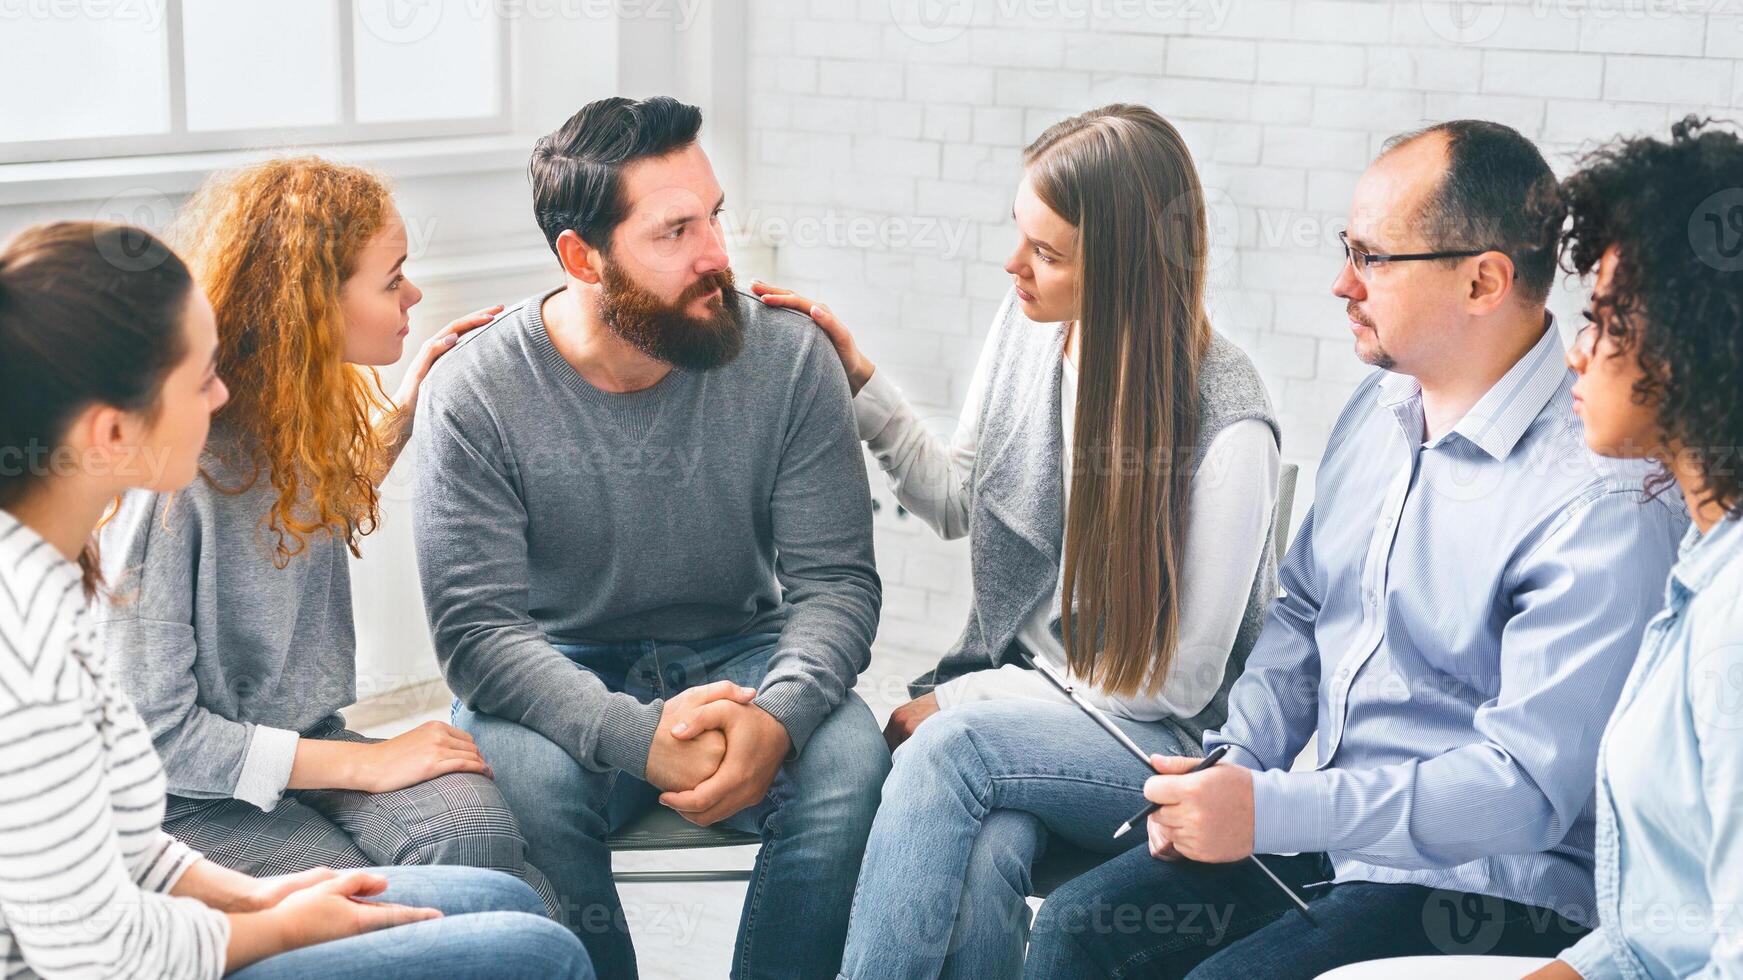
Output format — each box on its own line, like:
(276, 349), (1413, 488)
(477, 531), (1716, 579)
(1466, 250), (1516, 315)
(556, 229), (605, 286)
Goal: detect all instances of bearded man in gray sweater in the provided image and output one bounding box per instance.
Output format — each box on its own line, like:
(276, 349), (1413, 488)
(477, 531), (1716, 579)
(412, 96), (887, 979)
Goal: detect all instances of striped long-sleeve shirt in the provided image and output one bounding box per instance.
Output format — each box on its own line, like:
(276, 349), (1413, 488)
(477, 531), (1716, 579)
(0, 510), (229, 979)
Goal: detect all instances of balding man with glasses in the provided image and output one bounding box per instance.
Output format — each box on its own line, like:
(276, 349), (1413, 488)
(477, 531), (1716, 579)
(1023, 120), (1688, 980)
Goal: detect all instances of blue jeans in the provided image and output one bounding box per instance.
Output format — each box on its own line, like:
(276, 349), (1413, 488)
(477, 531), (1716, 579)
(455, 631), (889, 980)
(1024, 846), (1587, 978)
(229, 865), (592, 980)
(838, 699), (1196, 980)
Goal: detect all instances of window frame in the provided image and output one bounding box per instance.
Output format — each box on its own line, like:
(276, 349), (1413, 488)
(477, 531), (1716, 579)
(1, 0), (513, 166)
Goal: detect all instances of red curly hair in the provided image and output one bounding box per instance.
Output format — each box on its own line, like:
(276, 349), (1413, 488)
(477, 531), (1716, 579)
(174, 157), (396, 565)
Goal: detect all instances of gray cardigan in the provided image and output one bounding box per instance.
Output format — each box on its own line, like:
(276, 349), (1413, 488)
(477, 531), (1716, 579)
(911, 295), (1281, 745)
(97, 420), (356, 812)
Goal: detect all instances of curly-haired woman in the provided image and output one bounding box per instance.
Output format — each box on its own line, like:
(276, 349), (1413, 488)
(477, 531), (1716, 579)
(94, 158), (560, 917)
(1527, 116), (1743, 980)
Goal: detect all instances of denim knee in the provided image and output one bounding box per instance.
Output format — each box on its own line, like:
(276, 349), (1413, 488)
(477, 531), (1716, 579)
(891, 709), (981, 781)
(473, 869), (544, 916)
(456, 705), (615, 837)
(375, 865), (548, 916)
(476, 912), (595, 980)
(787, 694), (890, 819)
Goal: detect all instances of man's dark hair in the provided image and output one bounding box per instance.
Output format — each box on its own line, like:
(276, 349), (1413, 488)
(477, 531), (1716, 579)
(530, 95), (704, 257)
(1381, 119), (1565, 304)
(1562, 115), (1743, 518)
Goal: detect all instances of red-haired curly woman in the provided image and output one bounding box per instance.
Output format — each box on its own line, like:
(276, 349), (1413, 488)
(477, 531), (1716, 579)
(93, 157), (558, 918)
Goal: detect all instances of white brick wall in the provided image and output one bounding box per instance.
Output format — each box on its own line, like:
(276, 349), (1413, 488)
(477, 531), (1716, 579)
(740, 0), (1743, 657)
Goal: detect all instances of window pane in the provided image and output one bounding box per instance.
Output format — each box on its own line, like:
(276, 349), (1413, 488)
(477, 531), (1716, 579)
(0, 3), (169, 143)
(183, 0), (340, 132)
(353, 0), (502, 123)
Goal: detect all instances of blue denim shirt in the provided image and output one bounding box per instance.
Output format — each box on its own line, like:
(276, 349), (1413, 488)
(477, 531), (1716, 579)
(1206, 321), (1687, 926)
(1560, 515), (1743, 979)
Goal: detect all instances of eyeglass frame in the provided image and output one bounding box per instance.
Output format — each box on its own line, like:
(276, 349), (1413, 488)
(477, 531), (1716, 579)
(1338, 230), (1496, 280)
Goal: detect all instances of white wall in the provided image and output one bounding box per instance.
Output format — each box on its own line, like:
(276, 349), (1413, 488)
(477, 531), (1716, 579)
(0, 7), (745, 706)
(10, 0), (1740, 701)
(741, 0), (1743, 656)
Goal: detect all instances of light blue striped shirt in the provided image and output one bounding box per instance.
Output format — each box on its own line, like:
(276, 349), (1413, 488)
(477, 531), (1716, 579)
(1560, 515), (1743, 979)
(1205, 320), (1687, 926)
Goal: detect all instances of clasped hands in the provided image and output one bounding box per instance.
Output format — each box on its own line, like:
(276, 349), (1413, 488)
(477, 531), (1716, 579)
(645, 680), (791, 827)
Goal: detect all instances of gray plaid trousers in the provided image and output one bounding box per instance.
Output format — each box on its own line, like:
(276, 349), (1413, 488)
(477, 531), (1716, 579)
(163, 726), (560, 918)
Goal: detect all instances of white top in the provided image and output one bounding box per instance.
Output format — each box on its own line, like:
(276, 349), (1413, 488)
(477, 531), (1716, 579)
(0, 512), (229, 980)
(854, 322), (1280, 722)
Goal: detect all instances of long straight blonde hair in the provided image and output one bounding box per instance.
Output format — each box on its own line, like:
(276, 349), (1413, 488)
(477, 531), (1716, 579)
(1025, 105), (1212, 697)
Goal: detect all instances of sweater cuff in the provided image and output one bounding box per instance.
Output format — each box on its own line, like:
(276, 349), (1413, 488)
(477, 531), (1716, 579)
(1250, 767), (1332, 855)
(594, 696), (665, 780)
(234, 724), (300, 811)
(852, 368), (902, 442)
(754, 679), (830, 757)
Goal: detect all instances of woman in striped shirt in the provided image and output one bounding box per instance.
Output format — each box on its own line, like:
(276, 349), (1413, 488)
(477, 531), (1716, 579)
(0, 221), (592, 979)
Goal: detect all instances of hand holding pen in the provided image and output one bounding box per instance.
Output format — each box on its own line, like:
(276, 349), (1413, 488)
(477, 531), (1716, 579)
(1013, 648), (1318, 925)
(1116, 745), (1229, 838)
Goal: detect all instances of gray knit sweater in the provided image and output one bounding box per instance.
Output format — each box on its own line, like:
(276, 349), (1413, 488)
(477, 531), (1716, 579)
(412, 287), (881, 779)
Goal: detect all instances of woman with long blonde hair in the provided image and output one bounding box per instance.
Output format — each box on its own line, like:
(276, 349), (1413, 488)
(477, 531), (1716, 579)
(95, 158), (559, 917)
(756, 104), (1283, 977)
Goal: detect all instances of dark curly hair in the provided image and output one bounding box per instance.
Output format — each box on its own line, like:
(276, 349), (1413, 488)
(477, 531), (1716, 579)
(1560, 115), (1743, 519)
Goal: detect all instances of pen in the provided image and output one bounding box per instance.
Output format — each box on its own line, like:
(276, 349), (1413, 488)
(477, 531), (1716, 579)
(1114, 745), (1228, 838)
(1015, 647), (1319, 926)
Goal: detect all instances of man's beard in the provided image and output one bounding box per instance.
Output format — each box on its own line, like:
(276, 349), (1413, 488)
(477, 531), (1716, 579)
(598, 261), (744, 371)
(1348, 301), (1395, 371)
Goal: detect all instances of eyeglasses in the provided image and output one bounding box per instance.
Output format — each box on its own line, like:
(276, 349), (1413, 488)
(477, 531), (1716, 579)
(1338, 231), (1493, 281)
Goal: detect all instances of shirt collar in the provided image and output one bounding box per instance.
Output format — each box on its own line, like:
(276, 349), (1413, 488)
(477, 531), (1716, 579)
(1374, 313), (1566, 461)
(1670, 514), (1743, 596)
(0, 508), (81, 591)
